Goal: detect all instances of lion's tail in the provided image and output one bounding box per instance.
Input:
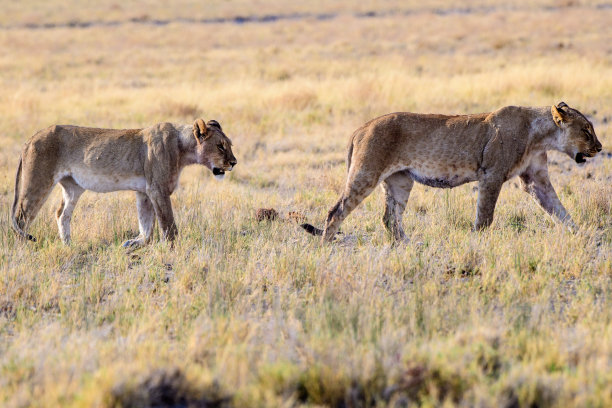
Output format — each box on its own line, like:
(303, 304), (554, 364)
(300, 223), (323, 236)
(346, 134), (355, 174)
(11, 155), (36, 242)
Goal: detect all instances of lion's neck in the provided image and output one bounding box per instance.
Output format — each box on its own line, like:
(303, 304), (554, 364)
(177, 125), (199, 168)
(526, 107), (563, 152)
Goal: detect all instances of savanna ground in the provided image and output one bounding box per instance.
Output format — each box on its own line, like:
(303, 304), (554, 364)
(1, 0), (611, 406)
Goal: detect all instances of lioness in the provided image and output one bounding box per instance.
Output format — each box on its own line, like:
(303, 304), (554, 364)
(11, 118), (237, 246)
(302, 102), (602, 242)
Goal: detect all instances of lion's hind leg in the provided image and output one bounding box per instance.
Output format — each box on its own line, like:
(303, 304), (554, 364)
(56, 177), (84, 245)
(12, 160), (57, 242)
(381, 171), (414, 242)
(322, 167), (381, 243)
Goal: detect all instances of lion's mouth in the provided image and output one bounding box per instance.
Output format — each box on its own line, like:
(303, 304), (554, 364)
(575, 152), (594, 164)
(575, 152), (588, 163)
(212, 167), (225, 176)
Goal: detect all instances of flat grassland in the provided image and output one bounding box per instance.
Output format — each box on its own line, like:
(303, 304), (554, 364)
(0, 1), (611, 406)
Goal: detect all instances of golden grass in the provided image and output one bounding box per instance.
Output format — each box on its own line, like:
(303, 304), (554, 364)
(0, 1), (611, 407)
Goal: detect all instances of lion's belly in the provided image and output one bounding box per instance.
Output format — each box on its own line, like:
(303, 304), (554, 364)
(407, 164), (477, 189)
(61, 168), (146, 193)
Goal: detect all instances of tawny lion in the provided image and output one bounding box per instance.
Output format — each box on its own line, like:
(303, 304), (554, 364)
(11, 119), (237, 246)
(302, 102), (602, 242)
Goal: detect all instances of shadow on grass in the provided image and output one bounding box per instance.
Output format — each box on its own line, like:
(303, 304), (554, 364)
(109, 368), (231, 408)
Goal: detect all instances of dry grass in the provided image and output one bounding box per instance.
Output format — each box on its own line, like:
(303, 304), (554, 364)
(0, 1), (611, 407)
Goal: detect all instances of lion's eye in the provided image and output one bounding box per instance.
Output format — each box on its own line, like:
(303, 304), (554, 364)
(217, 144), (225, 152)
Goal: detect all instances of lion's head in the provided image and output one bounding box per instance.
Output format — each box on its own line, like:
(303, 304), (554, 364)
(551, 102), (602, 164)
(192, 118), (237, 179)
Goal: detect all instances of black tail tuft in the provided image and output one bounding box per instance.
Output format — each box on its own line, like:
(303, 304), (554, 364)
(300, 223), (323, 236)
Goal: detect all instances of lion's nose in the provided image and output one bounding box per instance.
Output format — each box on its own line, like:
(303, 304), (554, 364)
(596, 144), (602, 152)
(229, 160), (237, 167)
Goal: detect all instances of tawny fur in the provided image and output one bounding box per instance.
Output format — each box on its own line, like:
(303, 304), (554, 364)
(11, 119), (237, 246)
(302, 102), (602, 242)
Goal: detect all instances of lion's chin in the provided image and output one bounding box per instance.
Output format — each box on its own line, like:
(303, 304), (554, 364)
(214, 173), (225, 181)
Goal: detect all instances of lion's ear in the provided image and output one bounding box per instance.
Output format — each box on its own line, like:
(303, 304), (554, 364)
(207, 120), (222, 131)
(193, 118), (207, 142)
(551, 104), (568, 128)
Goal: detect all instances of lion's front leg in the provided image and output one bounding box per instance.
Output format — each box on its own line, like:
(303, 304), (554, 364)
(519, 153), (576, 232)
(123, 192), (156, 248)
(147, 187), (178, 244)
